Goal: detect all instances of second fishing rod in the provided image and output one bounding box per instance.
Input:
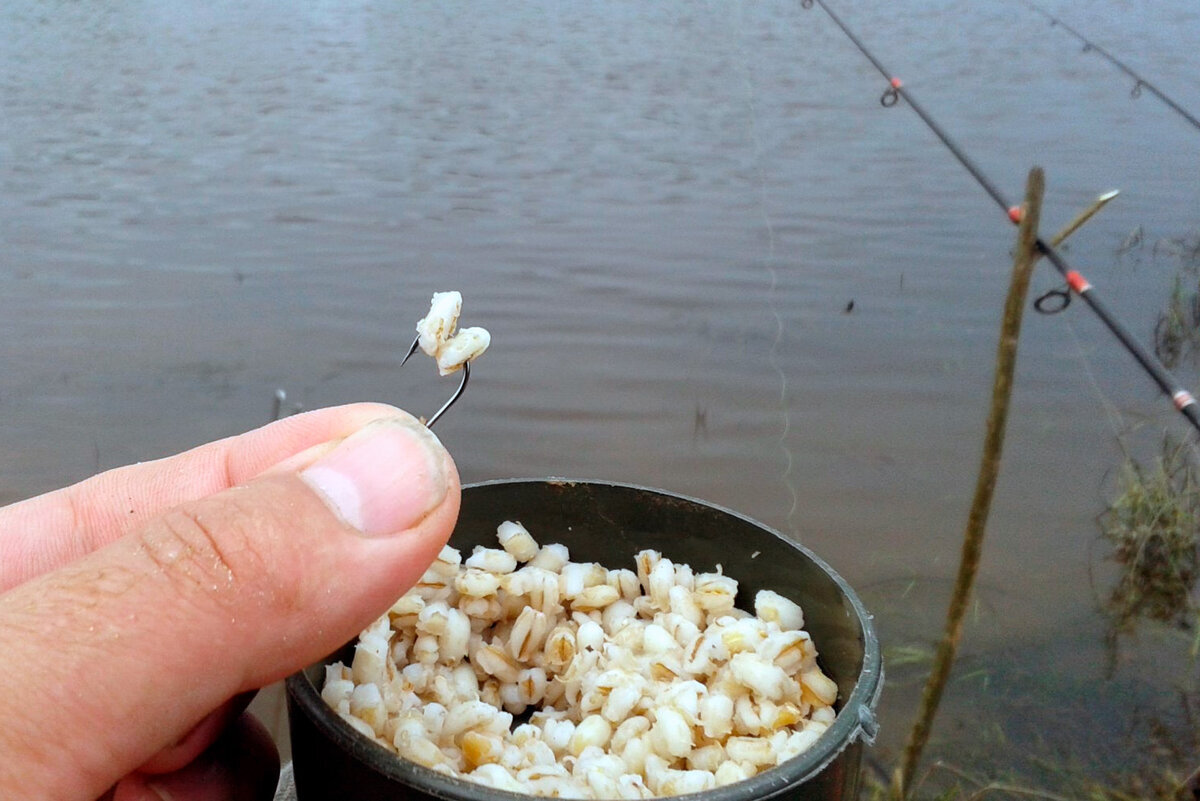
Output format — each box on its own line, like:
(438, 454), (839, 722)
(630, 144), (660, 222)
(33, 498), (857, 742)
(1021, 0), (1200, 135)
(800, 0), (1200, 434)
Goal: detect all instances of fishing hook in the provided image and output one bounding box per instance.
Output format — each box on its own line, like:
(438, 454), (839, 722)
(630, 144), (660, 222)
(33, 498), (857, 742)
(401, 336), (472, 428)
(270, 388), (304, 422)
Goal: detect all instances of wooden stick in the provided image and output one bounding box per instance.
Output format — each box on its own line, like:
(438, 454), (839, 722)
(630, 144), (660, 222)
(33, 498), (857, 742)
(1049, 189), (1118, 248)
(890, 167), (1045, 800)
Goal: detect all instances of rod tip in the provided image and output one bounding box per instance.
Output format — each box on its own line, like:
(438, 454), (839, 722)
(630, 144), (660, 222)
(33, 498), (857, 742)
(1097, 189), (1120, 202)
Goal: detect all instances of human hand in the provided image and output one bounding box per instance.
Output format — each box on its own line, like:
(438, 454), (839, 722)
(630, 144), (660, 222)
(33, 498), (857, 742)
(0, 404), (461, 800)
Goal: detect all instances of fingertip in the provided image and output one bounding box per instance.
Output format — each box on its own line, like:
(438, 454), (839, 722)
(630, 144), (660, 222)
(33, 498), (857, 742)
(231, 402), (419, 485)
(252, 407), (432, 481)
(299, 417), (452, 538)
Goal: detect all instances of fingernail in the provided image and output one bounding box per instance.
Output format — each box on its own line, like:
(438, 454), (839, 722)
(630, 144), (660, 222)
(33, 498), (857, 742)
(144, 762), (223, 801)
(300, 418), (448, 537)
(146, 782), (175, 801)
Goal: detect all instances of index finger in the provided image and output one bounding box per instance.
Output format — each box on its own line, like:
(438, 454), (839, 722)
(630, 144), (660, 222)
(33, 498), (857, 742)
(0, 402), (407, 592)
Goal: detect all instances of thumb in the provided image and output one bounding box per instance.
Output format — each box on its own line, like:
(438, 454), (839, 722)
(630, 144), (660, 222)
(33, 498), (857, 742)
(0, 415), (460, 801)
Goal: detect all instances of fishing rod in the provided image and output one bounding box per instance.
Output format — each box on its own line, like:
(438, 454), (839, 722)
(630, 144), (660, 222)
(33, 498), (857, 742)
(1022, 0), (1200, 134)
(800, 0), (1200, 434)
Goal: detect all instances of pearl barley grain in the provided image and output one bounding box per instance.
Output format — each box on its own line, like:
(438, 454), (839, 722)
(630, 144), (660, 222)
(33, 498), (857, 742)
(322, 521), (840, 798)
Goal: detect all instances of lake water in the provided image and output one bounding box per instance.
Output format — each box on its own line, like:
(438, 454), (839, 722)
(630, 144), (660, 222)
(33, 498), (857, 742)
(3, 0), (1198, 789)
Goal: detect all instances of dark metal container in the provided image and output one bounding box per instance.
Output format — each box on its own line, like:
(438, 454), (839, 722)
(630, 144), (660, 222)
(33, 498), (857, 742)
(287, 479), (882, 801)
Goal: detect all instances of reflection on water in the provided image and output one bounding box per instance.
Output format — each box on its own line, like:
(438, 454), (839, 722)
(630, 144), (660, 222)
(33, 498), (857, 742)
(2, 0), (1199, 783)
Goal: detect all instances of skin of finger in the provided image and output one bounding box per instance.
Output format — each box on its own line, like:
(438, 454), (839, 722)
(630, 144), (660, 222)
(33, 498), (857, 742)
(0, 456), (459, 799)
(137, 691), (255, 775)
(0, 402), (405, 592)
(112, 712), (280, 801)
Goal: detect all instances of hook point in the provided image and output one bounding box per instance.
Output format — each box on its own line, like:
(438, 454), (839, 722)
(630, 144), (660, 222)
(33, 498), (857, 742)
(401, 335), (421, 366)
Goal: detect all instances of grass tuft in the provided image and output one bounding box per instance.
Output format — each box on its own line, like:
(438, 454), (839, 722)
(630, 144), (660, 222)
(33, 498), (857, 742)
(1152, 234), (1200, 368)
(1100, 438), (1200, 635)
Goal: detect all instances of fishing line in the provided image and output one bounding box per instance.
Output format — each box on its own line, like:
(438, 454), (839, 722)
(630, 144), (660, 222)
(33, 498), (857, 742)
(1021, 0), (1200, 135)
(730, 1), (802, 536)
(801, 0), (1200, 435)
(1063, 314), (1128, 442)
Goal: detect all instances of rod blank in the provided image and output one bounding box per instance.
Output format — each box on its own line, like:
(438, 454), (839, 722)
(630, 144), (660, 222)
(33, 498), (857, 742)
(804, 0), (1200, 433)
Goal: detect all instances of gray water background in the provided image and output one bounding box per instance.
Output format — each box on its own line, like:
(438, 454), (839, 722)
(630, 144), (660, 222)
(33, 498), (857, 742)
(3, 0), (1199, 784)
